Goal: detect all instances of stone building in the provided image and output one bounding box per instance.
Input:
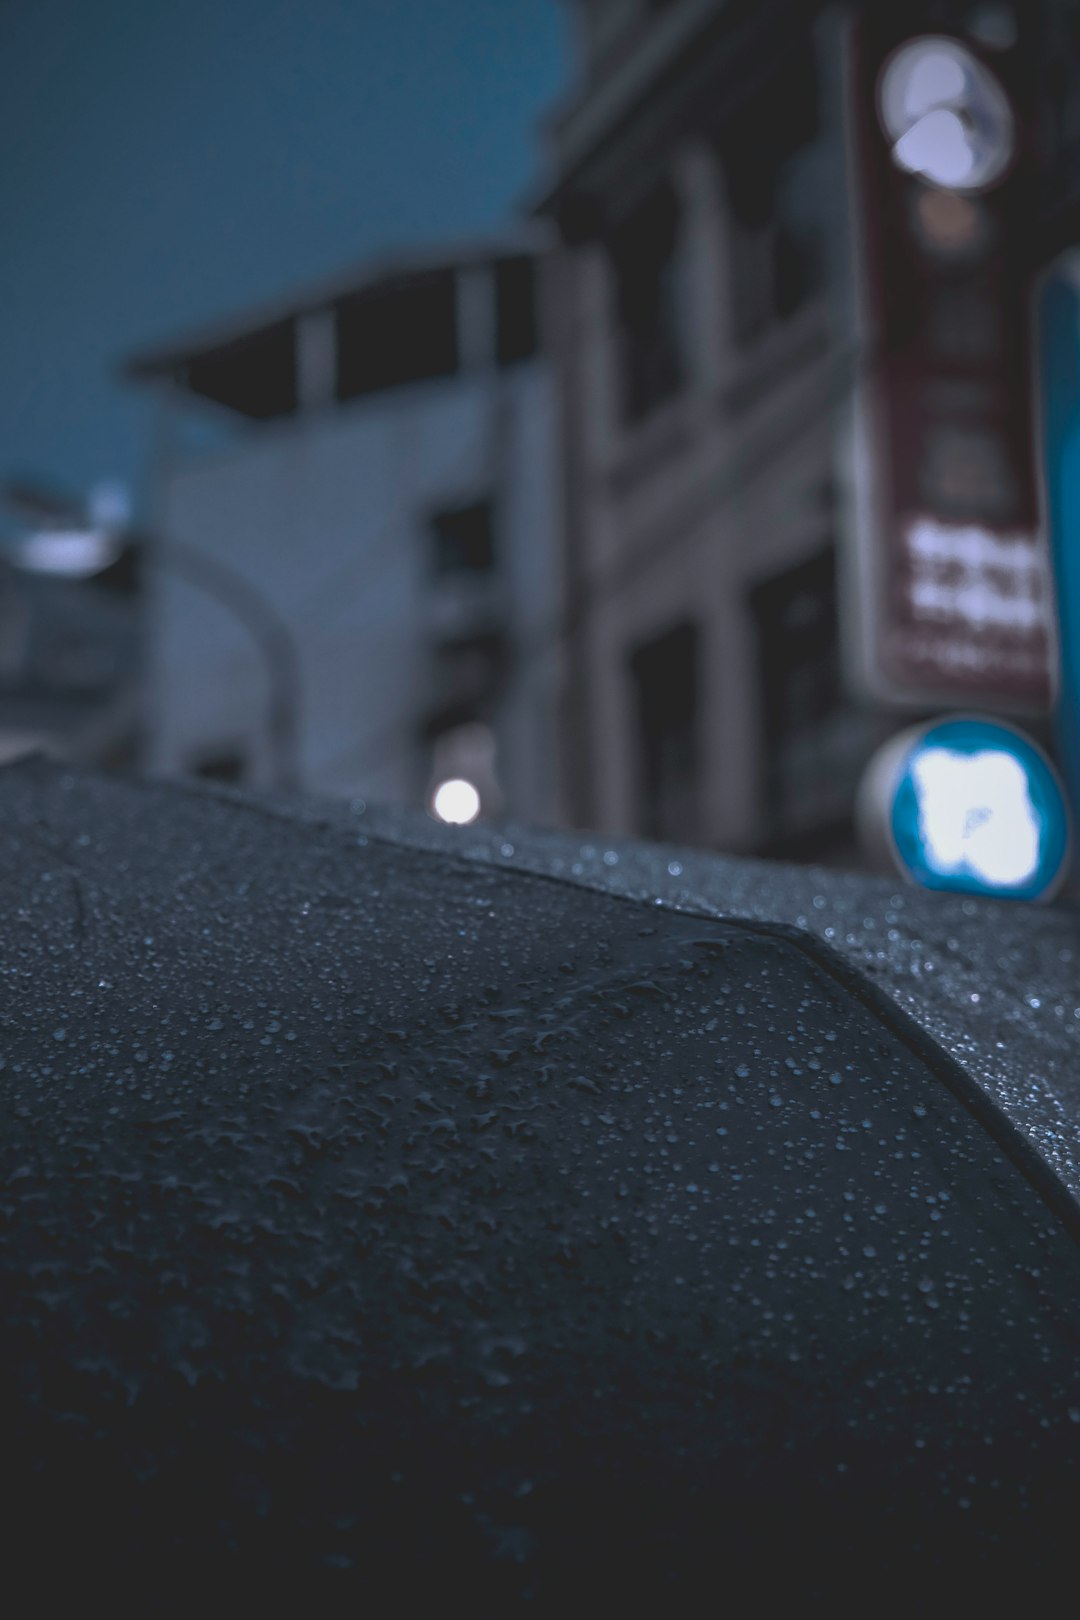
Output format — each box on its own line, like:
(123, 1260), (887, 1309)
(537, 0), (1074, 862)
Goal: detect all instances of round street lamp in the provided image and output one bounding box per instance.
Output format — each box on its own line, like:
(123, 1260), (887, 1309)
(877, 36), (1016, 193)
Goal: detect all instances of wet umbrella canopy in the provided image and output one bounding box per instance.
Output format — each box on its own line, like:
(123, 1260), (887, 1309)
(3, 760), (1080, 1602)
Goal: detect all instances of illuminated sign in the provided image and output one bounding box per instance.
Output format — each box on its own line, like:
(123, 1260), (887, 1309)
(842, 14), (1054, 713)
(861, 716), (1070, 900)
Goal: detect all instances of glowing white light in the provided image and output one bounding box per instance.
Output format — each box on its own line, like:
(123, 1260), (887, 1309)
(911, 746), (1040, 887)
(893, 107), (978, 188)
(903, 50), (968, 121)
(903, 518), (1049, 636)
(432, 778), (481, 825)
(878, 36), (1014, 192)
(906, 518), (1035, 571)
(16, 527), (122, 579)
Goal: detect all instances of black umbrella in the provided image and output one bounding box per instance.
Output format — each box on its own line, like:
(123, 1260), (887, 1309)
(3, 758), (1080, 1604)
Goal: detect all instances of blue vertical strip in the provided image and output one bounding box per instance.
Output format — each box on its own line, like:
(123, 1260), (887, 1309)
(1037, 269), (1080, 833)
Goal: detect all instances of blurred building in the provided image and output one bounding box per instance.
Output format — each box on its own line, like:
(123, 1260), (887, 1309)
(538, 0), (1077, 863)
(0, 492), (142, 771)
(126, 237), (559, 822)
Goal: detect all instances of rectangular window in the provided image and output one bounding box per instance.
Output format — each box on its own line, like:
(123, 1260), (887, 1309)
(629, 620), (701, 843)
(609, 182), (686, 422)
(336, 270), (458, 402)
(180, 319), (298, 421)
(721, 58), (822, 346)
(424, 633), (507, 738)
(189, 749), (247, 785)
(749, 547), (864, 853)
(495, 256), (539, 366)
(430, 501), (496, 577)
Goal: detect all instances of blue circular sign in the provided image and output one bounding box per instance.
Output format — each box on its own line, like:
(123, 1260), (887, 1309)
(888, 716), (1071, 901)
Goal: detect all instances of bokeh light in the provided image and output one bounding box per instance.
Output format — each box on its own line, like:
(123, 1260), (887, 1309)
(431, 778), (481, 825)
(878, 37), (1014, 192)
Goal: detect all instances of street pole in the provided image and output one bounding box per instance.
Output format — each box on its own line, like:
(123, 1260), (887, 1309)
(142, 530), (303, 794)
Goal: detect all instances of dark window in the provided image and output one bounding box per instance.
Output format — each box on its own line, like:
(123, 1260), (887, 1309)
(189, 750), (247, 785)
(495, 257), (539, 366)
(722, 59), (822, 345)
(336, 271), (458, 402)
(750, 547), (864, 852)
(629, 620), (700, 843)
(431, 501), (496, 577)
(424, 632), (507, 738)
(92, 541), (141, 598)
(754, 551), (838, 741)
(180, 320), (298, 421)
(609, 183), (686, 422)
(97, 737), (139, 772)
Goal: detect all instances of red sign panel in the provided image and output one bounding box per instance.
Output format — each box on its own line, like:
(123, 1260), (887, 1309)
(844, 15), (1054, 711)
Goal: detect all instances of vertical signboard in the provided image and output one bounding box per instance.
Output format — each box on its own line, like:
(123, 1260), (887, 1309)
(1036, 260), (1080, 823)
(843, 11), (1055, 713)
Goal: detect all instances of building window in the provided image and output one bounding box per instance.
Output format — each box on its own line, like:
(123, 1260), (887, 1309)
(188, 748), (247, 785)
(495, 257), (539, 366)
(721, 59), (822, 346)
(609, 182), (686, 422)
(335, 270), (458, 402)
(629, 620), (701, 843)
(424, 632), (507, 739)
(179, 319), (298, 421)
(749, 547), (864, 853)
(430, 501), (496, 576)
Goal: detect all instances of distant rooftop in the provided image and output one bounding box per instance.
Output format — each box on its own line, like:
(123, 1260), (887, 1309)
(124, 231), (550, 423)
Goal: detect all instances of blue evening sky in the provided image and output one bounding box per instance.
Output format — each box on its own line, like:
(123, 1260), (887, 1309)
(0, 0), (570, 507)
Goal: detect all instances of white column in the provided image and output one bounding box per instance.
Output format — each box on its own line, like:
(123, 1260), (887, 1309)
(671, 141), (730, 393)
(456, 264), (497, 373)
(296, 308), (337, 412)
(578, 244), (619, 468)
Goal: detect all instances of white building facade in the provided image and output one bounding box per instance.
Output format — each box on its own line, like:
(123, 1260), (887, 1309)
(129, 242), (560, 824)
